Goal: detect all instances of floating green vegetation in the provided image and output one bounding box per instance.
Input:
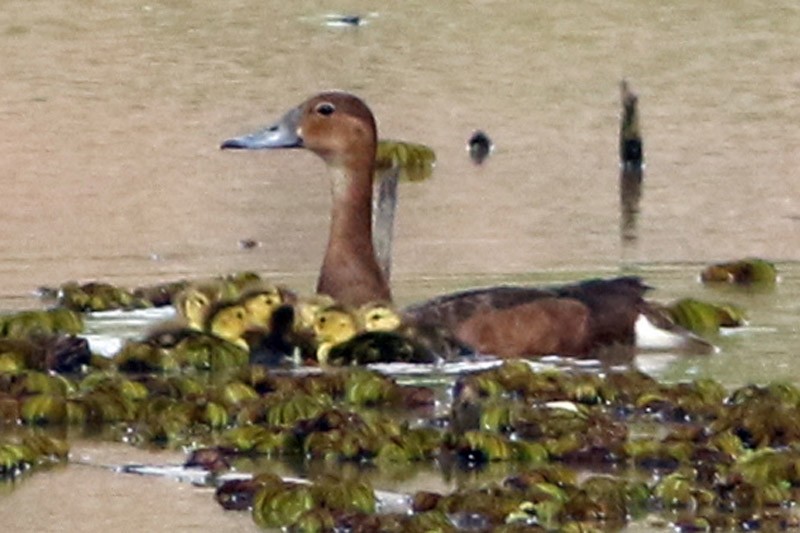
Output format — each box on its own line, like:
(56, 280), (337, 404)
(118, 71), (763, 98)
(3, 270), (799, 529)
(0, 308), (83, 337)
(667, 298), (747, 334)
(0, 435), (68, 481)
(701, 258), (778, 285)
(375, 140), (436, 183)
(251, 475), (375, 529)
(52, 272), (264, 312)
(114, 334), (249, 373)
(58, 281), (153, 312)
(3, 343), (800, 530)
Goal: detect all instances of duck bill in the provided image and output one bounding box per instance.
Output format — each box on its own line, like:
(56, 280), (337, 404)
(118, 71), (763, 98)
(220, 106), (303, 150)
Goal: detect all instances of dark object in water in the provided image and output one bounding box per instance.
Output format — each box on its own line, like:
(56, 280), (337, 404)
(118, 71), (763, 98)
(467, 130), (493, 164)
(0, 334), (92, 373)
(338, 15), (361, 25)
(46, 334), (92, 373)
(326, 14), (362, 27)
(620, 137), (642, 165)
(184, 447), (231, 473)
(215, 477), (264, 511)
(619, 79), (644, 167)
(238, 238), (260, 250)
(249, 304), (302, 367)
(619, 79), (644, 245)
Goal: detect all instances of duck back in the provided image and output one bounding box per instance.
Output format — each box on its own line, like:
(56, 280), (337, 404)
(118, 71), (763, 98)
(404, 277), (650, 358)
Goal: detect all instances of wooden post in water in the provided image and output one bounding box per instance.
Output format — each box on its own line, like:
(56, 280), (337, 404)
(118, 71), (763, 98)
(619, 79), (644, 246)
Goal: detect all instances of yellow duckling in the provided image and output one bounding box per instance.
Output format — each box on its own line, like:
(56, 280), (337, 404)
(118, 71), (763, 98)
(145, 283), (222, 347)
(315, 301), (443, 365)
(173, 283), (226, 331)
(295, 294), (336, 332)
(238, 284), (296, 331)
(357, 301), (470, 361)
(358, 301), (403, 332)
(206, 301), (251, 351)
(312, 305), (359, 364)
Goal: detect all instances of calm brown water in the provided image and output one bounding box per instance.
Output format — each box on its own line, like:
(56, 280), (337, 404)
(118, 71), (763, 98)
(1, 0), (798, 530)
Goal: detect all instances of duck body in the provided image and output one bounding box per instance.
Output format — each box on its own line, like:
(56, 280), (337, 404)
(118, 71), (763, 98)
(404, 277), (647, 358)
(221, 92), (670, 360)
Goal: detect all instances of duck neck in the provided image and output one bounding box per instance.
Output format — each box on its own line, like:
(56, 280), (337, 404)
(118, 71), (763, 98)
(318, 154), (392, 306)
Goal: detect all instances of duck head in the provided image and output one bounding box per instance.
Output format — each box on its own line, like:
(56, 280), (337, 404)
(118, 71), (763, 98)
(221, 92), (377, 171)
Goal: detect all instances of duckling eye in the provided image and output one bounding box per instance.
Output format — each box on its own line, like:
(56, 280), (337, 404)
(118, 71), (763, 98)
(315, 102), (336, 116)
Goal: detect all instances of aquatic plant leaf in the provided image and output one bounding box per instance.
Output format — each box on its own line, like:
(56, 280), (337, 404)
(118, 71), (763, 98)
(667, 298), (746, 334)
(375, 140), (436, 183)
(700, 258), (777, 285)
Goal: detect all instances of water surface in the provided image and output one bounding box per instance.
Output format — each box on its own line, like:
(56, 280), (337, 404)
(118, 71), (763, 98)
(1, 0), (798, 530)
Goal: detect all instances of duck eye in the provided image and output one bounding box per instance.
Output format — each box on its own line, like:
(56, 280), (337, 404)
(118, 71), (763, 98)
(315, 102), (336, 116)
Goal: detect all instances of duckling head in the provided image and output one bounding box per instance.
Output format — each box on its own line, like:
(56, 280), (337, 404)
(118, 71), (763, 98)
(239, 285), (286, 330)
(313, 305), (359, 345)
(174, 285), (220, 331)
(207, 302), (250, 351)
(295, 294), (336, 332)
(358, 301), (402, 332)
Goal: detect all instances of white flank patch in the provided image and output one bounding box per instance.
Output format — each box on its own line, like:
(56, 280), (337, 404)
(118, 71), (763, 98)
(634, 313), (719, 354)
(634, 314), (685, 350)
(544, 401), (581, 413)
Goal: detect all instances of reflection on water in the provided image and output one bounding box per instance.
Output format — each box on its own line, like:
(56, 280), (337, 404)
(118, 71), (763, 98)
(1, 0), (799, 531)
(620, 165), (644, 245)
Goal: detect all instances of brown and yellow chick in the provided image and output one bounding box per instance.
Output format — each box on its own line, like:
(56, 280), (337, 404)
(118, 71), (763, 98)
(312, 305), (359, 364)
